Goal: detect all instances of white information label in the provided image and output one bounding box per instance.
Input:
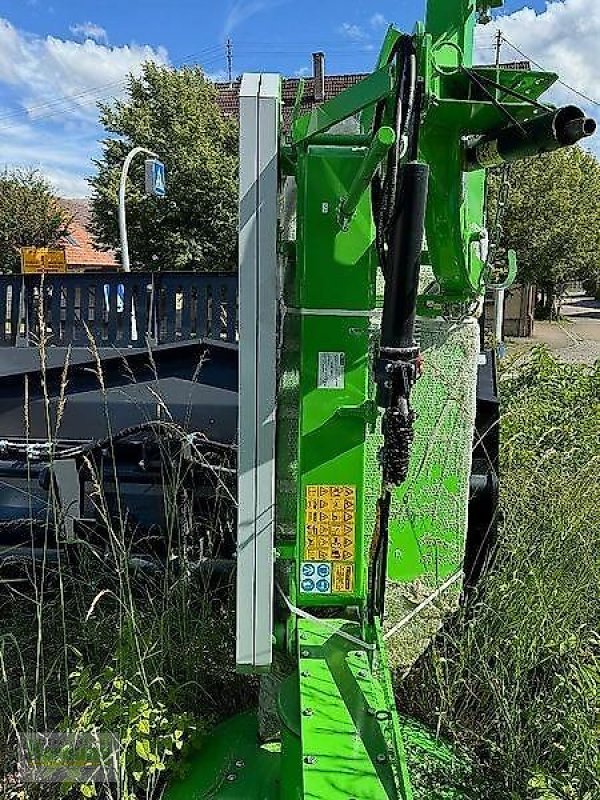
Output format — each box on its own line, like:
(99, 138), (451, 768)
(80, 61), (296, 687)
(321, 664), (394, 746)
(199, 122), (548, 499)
(318, 352), (345, 390)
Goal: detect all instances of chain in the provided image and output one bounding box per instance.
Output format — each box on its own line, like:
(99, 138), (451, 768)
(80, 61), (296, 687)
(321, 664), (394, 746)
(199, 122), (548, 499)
(485, 162), (512, 283)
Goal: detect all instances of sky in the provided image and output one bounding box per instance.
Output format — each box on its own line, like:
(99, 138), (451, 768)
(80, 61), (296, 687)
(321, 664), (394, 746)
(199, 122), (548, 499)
(0, 0), (597, 197)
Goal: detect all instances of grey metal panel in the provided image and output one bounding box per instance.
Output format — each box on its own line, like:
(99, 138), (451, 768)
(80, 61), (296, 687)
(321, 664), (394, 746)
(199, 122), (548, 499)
(236, 73), (280, 671)
(236, 73), (261, 669)
(253, 73), (280, 669)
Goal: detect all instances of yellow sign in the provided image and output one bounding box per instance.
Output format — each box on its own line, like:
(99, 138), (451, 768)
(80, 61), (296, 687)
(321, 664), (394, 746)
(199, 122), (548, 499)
(304, 485), (356, 592)
(21, 247), (67, 274)
(332, 563), (355, 594)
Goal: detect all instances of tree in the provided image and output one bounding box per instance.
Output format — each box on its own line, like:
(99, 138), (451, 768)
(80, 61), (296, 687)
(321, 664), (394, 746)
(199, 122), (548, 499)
(487, 146), (600, 317)
(0, 168), (71, 273)
(89, 63), (238, 272)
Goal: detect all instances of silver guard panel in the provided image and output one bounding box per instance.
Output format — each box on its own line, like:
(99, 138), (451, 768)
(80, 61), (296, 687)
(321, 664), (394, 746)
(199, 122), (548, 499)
(236, 73), (280, 671)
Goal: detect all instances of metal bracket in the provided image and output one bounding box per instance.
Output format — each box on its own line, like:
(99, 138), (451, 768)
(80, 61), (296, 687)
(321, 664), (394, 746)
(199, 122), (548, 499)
(51, 459), (81, 542)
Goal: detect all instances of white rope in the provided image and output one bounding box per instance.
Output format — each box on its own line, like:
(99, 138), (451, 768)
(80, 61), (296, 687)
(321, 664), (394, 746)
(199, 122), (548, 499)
(383, 570), (463, 642)
(276, 585), (376, 651)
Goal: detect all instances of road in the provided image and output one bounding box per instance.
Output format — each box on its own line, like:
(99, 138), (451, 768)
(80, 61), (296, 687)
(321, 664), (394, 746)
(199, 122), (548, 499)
(509, 293), (600, 365)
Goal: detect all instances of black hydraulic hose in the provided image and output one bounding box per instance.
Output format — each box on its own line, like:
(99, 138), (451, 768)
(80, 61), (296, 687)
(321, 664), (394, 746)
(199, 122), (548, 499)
(368, 491), (392, 623)
(58, 421), (236, 461)
(374, 35), (417, 279)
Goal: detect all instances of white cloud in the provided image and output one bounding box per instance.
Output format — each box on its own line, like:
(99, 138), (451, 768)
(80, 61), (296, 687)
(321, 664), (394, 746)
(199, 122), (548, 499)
(223, 0), (291, 37)
(0, 19), (168, 123)
(370, 13), (387, 29)
(70, 22), (108, 45)
(475, 0), (600, 107)
(338, 22), (369, 41)
(207, 68), (230, 83)
(0, 113), (95, 196)
(0, 17), (169, 196)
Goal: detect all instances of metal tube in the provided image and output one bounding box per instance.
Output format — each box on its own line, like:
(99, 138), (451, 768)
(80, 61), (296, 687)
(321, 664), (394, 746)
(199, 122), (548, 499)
(464, 105), (596, 171)
(118, 146), (159, 272)
(494, 287), (505, 345)
(339, 126), (396, 227)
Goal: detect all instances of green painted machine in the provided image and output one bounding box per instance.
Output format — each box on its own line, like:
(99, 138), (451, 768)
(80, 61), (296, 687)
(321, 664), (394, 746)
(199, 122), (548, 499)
(167, 1), (595, 797)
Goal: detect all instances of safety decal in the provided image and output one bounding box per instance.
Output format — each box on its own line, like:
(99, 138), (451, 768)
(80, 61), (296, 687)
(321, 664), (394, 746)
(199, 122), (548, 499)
(300, 561), (332, 594)
(303, 486), (356, 594)
(332, 563), (355, 594)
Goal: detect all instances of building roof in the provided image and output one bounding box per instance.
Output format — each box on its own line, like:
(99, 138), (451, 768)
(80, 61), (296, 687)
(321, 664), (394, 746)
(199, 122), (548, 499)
(60, 199), (118, 270)
(215, 73), (368, 130)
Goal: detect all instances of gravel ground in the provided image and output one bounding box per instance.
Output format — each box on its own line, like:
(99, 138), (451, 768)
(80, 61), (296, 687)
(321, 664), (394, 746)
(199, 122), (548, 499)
(507, 293), (600, 365)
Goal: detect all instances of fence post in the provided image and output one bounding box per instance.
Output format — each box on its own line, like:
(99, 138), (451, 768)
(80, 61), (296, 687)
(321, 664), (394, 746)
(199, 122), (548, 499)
(146, 274), (158, 347)
(15, 278), (29, 348)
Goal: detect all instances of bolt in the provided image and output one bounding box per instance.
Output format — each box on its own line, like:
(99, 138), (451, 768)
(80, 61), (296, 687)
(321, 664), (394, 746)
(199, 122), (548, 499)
(301, 649), (310, 657)
(300, 670), (310, 678)
(376, 753), (387, 764)
(358, 670), (368, 679)
(226, 773), (237, 782)
(376, 710), (392, 722)
(303, 708), (313, 717)
(304, 755), (316, 765)
(235, 759), (245, 769)
(367, 707), (376, 716)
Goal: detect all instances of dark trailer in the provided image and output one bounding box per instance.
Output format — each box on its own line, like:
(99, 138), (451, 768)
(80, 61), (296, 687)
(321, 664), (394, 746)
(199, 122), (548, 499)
(0, 271), (238, 572)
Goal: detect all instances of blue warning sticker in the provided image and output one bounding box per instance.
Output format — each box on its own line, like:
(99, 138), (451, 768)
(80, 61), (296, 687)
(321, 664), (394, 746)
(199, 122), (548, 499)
(300, 562), (331, 594)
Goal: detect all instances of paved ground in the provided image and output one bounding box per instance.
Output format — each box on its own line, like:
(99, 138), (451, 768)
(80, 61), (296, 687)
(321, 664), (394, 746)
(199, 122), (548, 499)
(507, 293), (600, 365)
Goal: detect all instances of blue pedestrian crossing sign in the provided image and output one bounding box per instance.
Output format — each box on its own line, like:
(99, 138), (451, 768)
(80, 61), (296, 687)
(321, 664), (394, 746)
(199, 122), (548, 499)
(145, 158), (166, 198)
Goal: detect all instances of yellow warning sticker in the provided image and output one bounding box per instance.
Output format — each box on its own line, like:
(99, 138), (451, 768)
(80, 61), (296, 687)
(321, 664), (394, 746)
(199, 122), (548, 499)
(304, 485), (356, 567)
(332, 563), (355, 593)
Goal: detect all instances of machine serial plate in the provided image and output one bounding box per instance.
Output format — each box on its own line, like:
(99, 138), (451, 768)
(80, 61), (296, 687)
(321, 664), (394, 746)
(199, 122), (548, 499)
(303, 485), (356, 593)
(317, 352), (345, 390)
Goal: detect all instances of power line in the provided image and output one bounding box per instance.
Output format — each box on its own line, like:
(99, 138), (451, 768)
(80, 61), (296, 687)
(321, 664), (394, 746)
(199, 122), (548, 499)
(0, 44), (227, 130)
(501, 35), (600, 108)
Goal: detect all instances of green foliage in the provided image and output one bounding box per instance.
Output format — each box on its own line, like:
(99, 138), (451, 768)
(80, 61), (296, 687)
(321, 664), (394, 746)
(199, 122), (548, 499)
(0, 168), (71, 273)
(68, 663), (198, 800)
(400, 348), (600, 799)
(89, 62), (238, 271)
(488, 147), (600, 301)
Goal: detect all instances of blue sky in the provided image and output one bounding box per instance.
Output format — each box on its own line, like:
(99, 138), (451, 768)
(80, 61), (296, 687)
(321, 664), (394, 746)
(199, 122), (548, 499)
(0, 0), (595, 196)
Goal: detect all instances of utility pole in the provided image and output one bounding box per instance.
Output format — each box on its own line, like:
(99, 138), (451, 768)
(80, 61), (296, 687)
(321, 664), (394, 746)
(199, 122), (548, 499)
(226, 38), (233, 86)
(493, 28), (506, 352)
(495, 28), (502, 69)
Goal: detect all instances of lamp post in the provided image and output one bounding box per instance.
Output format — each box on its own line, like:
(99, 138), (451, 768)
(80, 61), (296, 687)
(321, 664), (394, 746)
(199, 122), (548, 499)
(118, 146), (159, 272)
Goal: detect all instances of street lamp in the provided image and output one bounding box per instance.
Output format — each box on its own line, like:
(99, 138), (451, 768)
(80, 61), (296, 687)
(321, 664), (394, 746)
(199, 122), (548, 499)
(118, 146), (161, 272)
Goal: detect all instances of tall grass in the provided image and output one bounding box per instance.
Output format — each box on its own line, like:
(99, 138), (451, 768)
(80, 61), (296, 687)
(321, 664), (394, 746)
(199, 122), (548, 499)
(399, 348), (599, 799)
(0, 327), (249, 800)
(1, 334), (597, 799)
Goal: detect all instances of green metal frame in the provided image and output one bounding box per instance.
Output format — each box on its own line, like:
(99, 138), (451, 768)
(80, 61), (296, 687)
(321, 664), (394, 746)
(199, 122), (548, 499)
(167, 2), (589, 798)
